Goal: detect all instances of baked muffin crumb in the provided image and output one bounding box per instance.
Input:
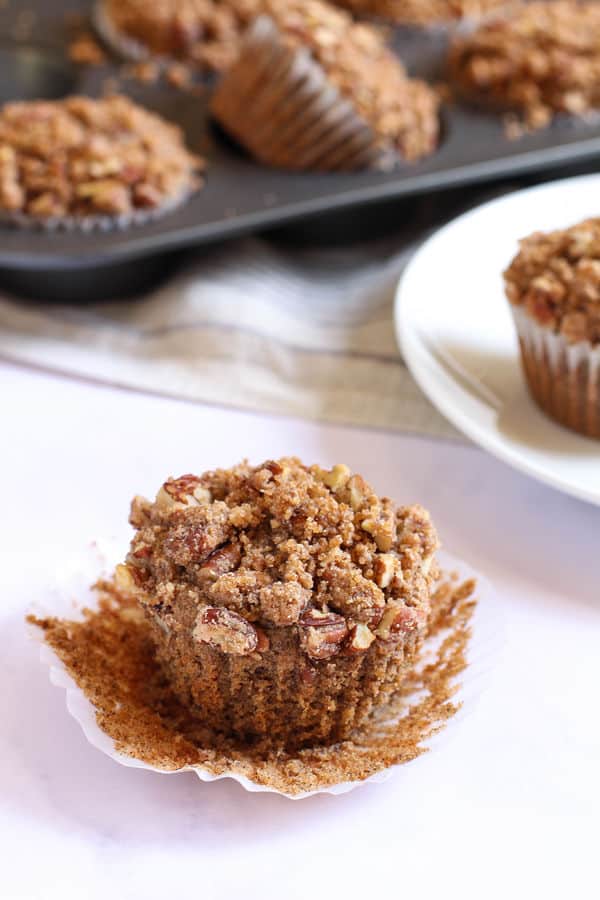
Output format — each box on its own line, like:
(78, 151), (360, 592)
(450, 1), (600, 130)
(504, 217), (600, 346)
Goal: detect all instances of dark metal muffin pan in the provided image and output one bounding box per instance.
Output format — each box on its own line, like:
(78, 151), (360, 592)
(2, 0), (600, 300)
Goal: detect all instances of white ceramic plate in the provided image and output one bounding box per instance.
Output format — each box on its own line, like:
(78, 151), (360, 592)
(395, 173), (600, 507)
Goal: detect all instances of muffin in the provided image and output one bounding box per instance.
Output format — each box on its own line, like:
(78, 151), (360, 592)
(211, 0), (440, 171)
(449, 1), (600, 130)
(504, 217), (600, 438)
(94, 0), (260, 72)
(117, 458), (439, 750)
(0, 95), (204, 229)
(333, 0), (507, 26)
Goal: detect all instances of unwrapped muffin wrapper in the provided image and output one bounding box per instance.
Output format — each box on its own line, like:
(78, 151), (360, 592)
(211, 16), (395, 173)
(28, 538), (504, 799)
(511, 306), (600, 439)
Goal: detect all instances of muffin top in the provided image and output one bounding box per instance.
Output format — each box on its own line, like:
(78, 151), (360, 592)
(334, 0), (506, 26)
(449, 1), (600, 129)
(0, 95), (204, 220)
(261, 0), (440, 161)
(504, 218), (600, 346)
(101, 0), (260, 71)
(121, 458), (438, 660)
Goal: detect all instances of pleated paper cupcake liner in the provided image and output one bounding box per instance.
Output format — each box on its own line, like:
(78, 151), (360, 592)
(512, 306), (600, 440)
(27, 537), (504, 798)
(93, 0), (157, 63)
(0, 183), (197, 233)
(211, 16), (393, 172)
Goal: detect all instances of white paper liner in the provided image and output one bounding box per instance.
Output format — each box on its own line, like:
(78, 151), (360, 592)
(0, 184), (196, 233)
(511, 306), (600, 439)
(93, 0), (159, 64)
(28, 538), (504, 799)
(211, 16), (397, 172)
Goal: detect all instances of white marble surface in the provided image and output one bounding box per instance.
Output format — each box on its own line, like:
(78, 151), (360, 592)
(2, 361), (599, 900)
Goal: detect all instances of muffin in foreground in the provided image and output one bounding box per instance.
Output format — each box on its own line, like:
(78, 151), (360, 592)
(0, 95), (204, 228)
(504, 218), (600, 439)
(211, 0), (440, 171)
(333, 0), (507, 26)
(95, 0), (260, 72)
(449, 1), (600, 131)
(117, 458), (439, 750)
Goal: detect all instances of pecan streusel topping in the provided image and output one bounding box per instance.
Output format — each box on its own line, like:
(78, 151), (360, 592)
(123, 458), (438, 660)
(334, 0), (506, 25)
(449, 1), (600, 130)
(504, 218), (600, 346)
(0, 95), (204, 220)
(101, 0), (260, 72)
(260, 0), (440, 162)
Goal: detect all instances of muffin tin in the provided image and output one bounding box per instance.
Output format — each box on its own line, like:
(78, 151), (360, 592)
(2, 0), (600, 300)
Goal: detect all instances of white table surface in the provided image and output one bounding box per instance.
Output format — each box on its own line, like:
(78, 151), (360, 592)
(2, 360), (599, 900)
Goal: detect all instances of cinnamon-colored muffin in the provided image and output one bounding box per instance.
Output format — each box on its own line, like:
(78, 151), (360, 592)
(504, 217), (600, 438)
(334, 0), (507, 26)
(95, 0), (260, 72)
(211, 0), (440, 171)
(0, 95), (204, 228)
(117, 458), (439, 750)
(449, 1), (600, 130)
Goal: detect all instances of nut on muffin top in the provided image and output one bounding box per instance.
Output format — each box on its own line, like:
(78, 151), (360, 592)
(261, 0), (440, 162)
(120, 458), (438, 660)
(335, 0), (506, 26)
(504, 218), (600, 346)
(0, 95), (204, 220)
(101, 0), (260, 71)
(449, 1), (600, 130)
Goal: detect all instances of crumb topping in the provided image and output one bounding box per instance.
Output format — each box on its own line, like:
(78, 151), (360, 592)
(260, 0), (440, 161)
(0, 95), (204, 220)
(101, 0), (260, 72)
(335, 0), (506, 26)
(124, 458), (438, 660)
(504, 217), (600, 346)
(449, 1), (600, 130)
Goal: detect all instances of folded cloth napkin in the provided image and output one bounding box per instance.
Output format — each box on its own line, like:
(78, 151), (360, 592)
(0, 185), (512, 440)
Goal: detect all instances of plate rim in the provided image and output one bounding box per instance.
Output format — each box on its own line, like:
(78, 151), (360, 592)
(394, 171), (600, 508)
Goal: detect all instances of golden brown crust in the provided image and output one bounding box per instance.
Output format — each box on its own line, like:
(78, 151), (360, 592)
(449, 1), (600, 130)
(0, 95), (204, 220)
(504, 217), (600, 346)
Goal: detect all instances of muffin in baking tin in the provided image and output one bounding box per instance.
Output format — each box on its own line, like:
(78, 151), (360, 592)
(0, 94), (204, 230)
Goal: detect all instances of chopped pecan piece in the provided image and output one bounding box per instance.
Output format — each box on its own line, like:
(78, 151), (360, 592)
(193, 605), (259, 655)
(376, 602), (426, 641)
(346, 623), (376, 653)
(299, 609), (348, 660)
(155, 474), (211, 511)
(163, 502), (231, 566)
(198, 542), (241, 580)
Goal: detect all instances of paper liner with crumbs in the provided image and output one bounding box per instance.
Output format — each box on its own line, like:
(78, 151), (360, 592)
(28, 554), (487, 797)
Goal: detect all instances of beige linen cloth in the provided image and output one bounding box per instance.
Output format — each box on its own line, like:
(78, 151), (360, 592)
(0, 186), (501, 439)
